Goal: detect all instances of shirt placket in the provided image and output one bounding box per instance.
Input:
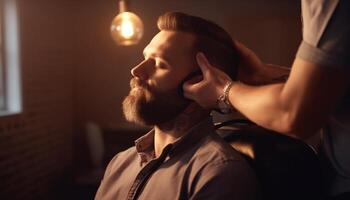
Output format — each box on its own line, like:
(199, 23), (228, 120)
(126, 144), (173, 200)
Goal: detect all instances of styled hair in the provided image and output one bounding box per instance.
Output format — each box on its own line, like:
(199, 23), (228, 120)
(157, 12), (240, 80)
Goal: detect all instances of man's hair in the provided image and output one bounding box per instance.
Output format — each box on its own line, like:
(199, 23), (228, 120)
(157, 12), (240, 80)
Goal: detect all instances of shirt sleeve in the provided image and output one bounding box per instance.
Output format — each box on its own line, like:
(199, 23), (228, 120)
(296, 0), (350, 69)
(189, 160), (261, 200)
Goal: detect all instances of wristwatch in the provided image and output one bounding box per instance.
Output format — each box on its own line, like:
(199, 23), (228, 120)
(217, 81), (233, 114)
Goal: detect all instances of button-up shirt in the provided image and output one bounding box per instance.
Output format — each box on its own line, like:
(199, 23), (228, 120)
(95, 117), (260, 200)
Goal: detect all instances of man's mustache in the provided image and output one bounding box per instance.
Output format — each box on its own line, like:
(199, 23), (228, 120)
(130, 78), (151, 91)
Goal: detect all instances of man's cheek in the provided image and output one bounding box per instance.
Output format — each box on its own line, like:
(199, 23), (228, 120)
(152, 73), (184, 90)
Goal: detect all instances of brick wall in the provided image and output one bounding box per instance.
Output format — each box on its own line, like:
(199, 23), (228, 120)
(0, 0), (78, 199)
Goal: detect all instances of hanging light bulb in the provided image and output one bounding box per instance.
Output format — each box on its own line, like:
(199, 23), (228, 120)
(111, 0), (144, 46)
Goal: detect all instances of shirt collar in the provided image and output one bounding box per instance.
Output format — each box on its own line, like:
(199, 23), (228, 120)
(134, 116), (215, 165)
(134, 130), (155, 165)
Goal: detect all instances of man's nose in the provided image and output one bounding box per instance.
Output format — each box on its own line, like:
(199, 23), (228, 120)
(131, 60), (149, 80)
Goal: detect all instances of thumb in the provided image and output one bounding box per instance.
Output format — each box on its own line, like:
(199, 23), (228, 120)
(196, 52), (212, 78)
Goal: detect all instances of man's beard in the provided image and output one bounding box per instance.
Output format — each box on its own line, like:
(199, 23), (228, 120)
(122, 78), (190, 126)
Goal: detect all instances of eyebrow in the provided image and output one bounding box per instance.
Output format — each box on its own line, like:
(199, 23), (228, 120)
(143, 49), (172, 66)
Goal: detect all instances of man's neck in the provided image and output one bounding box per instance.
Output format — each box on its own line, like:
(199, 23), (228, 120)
(153, 104), (208, 158)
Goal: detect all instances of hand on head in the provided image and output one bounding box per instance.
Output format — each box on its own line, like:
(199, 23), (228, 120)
(182, 52), (232, 109)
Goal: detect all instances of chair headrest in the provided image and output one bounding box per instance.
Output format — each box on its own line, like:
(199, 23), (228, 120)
(216, 120), (323, 200)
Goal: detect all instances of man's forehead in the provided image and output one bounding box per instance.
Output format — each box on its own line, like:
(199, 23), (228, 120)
(143, 30), (195, 56)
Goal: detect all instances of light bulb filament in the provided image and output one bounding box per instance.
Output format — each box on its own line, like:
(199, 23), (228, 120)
(121, 19), (134, 39)
(111, 11), (143, 45)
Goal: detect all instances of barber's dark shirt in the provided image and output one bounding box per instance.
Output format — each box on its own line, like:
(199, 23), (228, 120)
(95, 118), (260, 200)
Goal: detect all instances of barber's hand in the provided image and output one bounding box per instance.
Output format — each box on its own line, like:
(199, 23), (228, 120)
(183, 52), (232, 109)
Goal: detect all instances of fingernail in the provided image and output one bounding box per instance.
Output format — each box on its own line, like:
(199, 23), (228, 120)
(196, 52), (205, 66)
(197, 52), (205, 59)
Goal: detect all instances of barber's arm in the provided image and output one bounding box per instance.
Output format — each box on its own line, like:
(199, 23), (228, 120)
(183, 52), (348, 139)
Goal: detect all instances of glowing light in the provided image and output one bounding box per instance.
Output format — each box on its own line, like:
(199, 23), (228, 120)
(120, 19), (134, 39)
(111, 12), (143, 46)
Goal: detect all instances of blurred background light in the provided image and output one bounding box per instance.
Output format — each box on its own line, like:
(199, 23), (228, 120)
(110, 0), (143, 46)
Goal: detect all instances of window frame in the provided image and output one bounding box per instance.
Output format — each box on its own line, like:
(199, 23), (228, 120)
(0, 0), (22, 116)
(0, 2), (5, 110)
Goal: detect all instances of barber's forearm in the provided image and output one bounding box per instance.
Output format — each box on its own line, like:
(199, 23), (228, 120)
(229, 82), (300, 136)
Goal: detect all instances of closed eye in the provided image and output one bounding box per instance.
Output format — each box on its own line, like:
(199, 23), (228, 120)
(143, 50), (171, 69)
(155, 58), (168, 69)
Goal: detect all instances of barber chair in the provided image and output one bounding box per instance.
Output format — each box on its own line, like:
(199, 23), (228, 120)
(216, 119), (323, 200)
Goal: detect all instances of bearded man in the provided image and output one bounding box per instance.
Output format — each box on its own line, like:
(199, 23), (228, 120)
(95, 12), (260, 200)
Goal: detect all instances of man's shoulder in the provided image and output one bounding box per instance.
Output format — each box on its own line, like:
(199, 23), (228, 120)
(187, 131), (254, 175)
(196, 132), (246, 164)
(109, 146), (137, 163)
(120, 145), (138, 155)
(187, 132), (260, 199)
(104, 146), (138, 174)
